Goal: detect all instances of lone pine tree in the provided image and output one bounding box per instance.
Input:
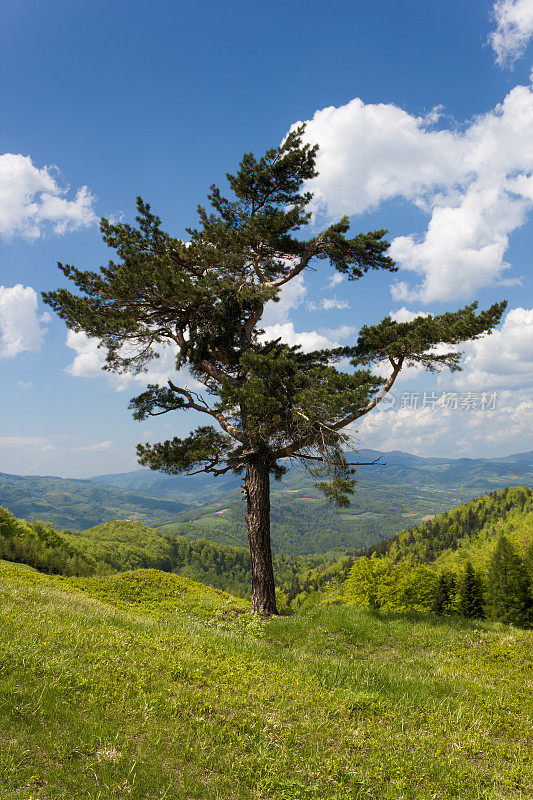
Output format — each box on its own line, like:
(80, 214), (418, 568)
(43, 128), (506, 615)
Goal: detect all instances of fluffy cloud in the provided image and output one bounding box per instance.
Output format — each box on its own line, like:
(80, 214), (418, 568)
(322, 297), (349, 310)
(489, 0), (533, 66)
(293, 79), (533, 303)
(0, 153), (97, 239)
(65, 330), (203, 392)
(0, 284), (50, 358)
(260, 322), (356, 352)
(389, 307), (430, 323)
(328, 273), (345, 287)
(74, 440), (113, 453)
(354, 388), (533, 457)
(0, 436), (56, 452)
(261, 274), (307, 326)
(445, 306), (533, 389)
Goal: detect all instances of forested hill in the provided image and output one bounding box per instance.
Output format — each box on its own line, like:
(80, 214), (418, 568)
(292, 486), (533, 623)
(0, 472), (188, 530)
(366, 485), (532, 566)
(0, 509), (325, 600)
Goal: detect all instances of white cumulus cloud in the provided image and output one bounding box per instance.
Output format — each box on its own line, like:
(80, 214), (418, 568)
(389, 307), (430, 323)
(293, 79), (533, 303)
(65, 330), (203, 393)
(0, 153), (97, 239)
(445, 306), (533, 389)
(355, 388), (533, 457)
(260, 322), (356, 352)
(0, 436), (56, 452)
(260, 274), (307, 326)
(489, 0), (533, 67)
(0, 284), (50, 358)
(74, 440), (114, 453)
(322, 297), (349, 310)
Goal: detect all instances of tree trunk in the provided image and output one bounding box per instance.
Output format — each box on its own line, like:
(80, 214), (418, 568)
(245, 456), (278, 616)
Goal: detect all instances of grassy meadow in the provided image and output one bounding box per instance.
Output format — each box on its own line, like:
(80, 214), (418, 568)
(1, 559), (531, 800)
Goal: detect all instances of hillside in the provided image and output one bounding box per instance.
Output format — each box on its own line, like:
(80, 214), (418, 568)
(1, 560), (531, 799)
(369, 485), (533, 567)
(0, 508), (328, 600)
(0, 472), (188, 530)
(288, 487), (533, 612)
(2, 450), (531, 555)
(91, 449), (533, 500)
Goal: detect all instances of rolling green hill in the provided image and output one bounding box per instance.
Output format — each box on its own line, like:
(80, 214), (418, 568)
(0, 472), (188, 530)
(0, 508), (330, 601)
(334, 487), (533, 623)
(1, 560), (531, 799)
(286, 487), (533, 613)
(1, 450), (531, 555)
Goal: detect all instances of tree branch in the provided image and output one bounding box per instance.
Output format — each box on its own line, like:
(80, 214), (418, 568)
(271, 355), (404, 460)
(331, 355), (403, 431)
(167, 380), (245, 443)
(294, 454), (385, 466)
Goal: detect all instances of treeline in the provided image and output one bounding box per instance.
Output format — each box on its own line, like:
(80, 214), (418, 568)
(0, 509), (332, 601)
(0, 507), (96, 575)
(344, 533), (533, 627)
(2, 484), (531, 624)
(366, 486), (532, 563)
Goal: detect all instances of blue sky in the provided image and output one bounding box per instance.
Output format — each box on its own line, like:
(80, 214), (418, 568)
(1, 0), (532, 477)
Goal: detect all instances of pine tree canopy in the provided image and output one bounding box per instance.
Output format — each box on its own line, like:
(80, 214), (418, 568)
(43, 127), (507, 505)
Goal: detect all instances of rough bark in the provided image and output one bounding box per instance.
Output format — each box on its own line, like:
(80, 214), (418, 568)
(245, 456), (278, 616)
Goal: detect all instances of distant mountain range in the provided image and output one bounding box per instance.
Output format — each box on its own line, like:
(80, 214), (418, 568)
(1, 450), (530, 555)
(91, 449), (533, 502)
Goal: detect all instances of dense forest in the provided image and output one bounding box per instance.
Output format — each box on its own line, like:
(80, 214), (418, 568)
(366, 485), (532, 563)
(340, 487), (533, 626)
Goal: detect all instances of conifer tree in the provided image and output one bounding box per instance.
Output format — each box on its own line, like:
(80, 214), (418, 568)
(43, 128), (506, 615)
(433, 571), (456, 615)
(486, 536), (532, 627)
(458, 562), (484, 619)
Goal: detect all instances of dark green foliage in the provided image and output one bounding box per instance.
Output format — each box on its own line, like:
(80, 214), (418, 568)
(433, 571), (457, 615)
(486, 536), (532, 627)
(0, 507), (95, 575)
(355, 302), (506, 373)
(458, 562), (484, 619)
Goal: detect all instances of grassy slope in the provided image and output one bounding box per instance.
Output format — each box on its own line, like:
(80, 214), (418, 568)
(1, 561), (531, 800)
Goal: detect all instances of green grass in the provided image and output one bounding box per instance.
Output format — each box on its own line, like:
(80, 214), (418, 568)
(1, 560), (531, 799)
